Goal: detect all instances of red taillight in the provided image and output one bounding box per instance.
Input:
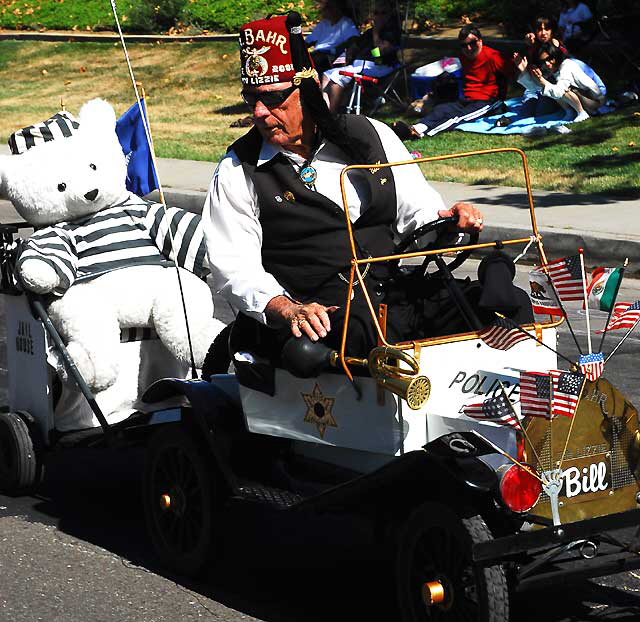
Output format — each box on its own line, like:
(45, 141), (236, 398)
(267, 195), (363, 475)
(499, 463), (542, 513)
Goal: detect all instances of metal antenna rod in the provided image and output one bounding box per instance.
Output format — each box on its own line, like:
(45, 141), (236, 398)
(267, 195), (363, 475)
(108, 0), (198, 378)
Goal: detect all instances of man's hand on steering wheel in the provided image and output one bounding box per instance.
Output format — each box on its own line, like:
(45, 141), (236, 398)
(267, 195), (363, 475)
(265, 295), (339, 341)
(437, 201), (484, 233)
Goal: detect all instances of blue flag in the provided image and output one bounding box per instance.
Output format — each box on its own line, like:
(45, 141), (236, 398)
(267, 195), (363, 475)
(115, 99), (159, 196)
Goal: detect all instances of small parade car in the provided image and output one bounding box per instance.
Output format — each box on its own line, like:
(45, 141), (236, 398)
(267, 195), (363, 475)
(2, 149), (640, 622)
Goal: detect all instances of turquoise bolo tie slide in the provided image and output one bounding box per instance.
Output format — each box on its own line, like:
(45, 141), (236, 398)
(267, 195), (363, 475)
(300, 165), (317, 185)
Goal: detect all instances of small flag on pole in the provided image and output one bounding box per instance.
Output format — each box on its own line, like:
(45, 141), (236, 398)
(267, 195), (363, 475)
(478, 317), (530, 350)
(546, 255), (584, 302)
(550, 370), (585, 417)
(115, 98), (159, 196)
(463, 393), (521, 429)
(578, 352), (605, 381)
(528, 268), (563, 316)
(597, 300), (640, 333)
(586, 267), (623, 311)
(519, 371), (552, 419)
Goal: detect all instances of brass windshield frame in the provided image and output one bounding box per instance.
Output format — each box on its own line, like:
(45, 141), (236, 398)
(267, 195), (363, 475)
(336, 147), (560, 379)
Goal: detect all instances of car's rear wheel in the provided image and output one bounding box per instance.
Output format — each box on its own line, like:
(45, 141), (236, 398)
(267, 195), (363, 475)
(143, 424), (218, 577)
(395, 502), (509, 622)
(0, 411), (41, 495)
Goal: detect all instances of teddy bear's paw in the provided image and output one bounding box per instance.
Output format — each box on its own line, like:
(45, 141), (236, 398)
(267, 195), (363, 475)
(19, 258), (60, 293)
(66, 341), (119, 392)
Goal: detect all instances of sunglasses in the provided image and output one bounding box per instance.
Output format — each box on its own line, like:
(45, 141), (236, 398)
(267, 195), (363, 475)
(241, 85), (297, 108)
(461, 38), (479, 49)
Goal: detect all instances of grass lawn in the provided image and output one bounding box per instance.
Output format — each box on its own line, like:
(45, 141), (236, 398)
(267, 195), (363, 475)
(0, 39), (638, 197)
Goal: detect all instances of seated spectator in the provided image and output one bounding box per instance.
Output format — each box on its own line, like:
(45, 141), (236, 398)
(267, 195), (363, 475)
(391, 25), (514, 140)
(306, 0), (359, 73)
(321, 2), (401, 114)
(515, 41), (605, 122)
(518, 17), (568, 117)
(558, 0), (594, 52)
(524, 16), (566, 60)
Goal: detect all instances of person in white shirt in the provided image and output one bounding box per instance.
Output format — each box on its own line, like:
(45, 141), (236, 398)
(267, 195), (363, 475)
(306, 0), (359, 72)
(203, 11), (485, 357)
(515, 41), (605, 121)
(558, 0), (593, 49)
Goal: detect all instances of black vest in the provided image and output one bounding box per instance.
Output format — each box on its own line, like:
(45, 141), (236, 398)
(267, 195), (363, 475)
(230, 115), (397, 303)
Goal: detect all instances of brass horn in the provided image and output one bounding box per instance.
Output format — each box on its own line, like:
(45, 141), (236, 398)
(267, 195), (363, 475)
(368, 347), (431, 410)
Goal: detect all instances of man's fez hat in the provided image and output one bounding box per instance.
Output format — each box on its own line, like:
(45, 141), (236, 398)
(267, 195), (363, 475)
(239, 12), (317, 87)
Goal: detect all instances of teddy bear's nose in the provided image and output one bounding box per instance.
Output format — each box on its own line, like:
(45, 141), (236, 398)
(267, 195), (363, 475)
(84, 189), (99, 201)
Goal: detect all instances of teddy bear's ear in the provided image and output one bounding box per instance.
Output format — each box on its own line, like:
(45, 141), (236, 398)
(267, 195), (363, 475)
(78, 98), (117, 132)
(0, 155), (14, 199)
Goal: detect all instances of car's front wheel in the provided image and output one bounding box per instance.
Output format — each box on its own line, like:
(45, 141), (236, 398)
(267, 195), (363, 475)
(395, 502), (509, 622)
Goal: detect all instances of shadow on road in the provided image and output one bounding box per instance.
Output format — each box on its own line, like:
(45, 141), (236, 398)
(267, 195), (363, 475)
(7, 445), (639, 622)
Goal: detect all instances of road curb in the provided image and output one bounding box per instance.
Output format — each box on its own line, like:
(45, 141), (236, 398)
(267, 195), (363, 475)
(151, 188), (640, 275)
(484, 225), (640, 274)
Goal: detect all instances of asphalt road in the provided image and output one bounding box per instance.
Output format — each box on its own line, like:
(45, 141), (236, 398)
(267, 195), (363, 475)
(2, 262), (640, 622)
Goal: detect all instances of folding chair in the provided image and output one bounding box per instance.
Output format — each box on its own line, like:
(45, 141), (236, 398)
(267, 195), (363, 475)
(368, 63), (410, 114)
(341, 64), (410, 115)
(339, 70), (379, 114)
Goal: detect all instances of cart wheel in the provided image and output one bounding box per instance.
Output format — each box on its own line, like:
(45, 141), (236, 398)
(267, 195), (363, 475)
(395, 503), (509, 622)
(0, 411), (39, 495)
(143, 424), (218, 577)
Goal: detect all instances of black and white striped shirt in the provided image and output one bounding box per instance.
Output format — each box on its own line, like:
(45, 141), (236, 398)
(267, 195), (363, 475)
(16, 195), (208, 295)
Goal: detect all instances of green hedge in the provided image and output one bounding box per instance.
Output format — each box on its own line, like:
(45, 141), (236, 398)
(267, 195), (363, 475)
(183, 0), (316, 33)
(0, 0), (316, 33)
(0, 0), (135, 31)
(0, 0), (568, 35)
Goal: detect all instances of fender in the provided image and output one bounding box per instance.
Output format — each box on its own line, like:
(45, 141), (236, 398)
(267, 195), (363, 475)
(142, 375), (243, 493)
(142, 375), (241, 417)
(296, 446), (498, 515)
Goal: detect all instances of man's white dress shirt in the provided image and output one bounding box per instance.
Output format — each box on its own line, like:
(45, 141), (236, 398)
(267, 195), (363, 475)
(203, 117), (446, 324)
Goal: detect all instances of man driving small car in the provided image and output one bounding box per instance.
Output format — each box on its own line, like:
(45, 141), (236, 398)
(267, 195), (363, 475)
(203, 12), (485, 357)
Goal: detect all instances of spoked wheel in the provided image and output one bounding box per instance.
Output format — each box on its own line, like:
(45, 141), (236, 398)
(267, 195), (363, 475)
(143, 424), (218, 577)
(0, 411), (40, 495)
(396, 503), (509, 622)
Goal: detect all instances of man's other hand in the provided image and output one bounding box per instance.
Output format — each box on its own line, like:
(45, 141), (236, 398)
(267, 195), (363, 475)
(438, 201), (484, 233)
(265, 295), (339, 341)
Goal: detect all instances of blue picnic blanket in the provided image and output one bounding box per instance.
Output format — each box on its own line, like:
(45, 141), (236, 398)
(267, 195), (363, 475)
(455, 96), (615, 135)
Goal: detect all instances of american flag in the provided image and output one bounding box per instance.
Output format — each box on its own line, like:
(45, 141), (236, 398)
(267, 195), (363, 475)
(519, 371), (552, 419)
(598, 300), (640, 333)
(478, 317), (530, 350)
(578, 352), (605, 381)
(550, 370), (585, 417)
(463, 393), (521, 429)
(545, 255), (584, 302)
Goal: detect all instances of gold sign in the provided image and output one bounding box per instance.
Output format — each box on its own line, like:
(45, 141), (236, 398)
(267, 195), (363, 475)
(524, 377), (640, 524)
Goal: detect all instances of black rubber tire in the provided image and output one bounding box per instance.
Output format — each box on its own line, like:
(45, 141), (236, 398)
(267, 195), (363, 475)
(0, 411), (39, 495)
(143, 424), (218, 577)
(395, 503), (509, 622)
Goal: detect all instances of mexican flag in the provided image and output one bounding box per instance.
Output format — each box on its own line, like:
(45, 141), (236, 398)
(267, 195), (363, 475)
(587, 267), (622, 311)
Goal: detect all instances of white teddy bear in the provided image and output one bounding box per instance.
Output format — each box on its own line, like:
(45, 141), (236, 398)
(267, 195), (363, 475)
(0, 98), (224, 394)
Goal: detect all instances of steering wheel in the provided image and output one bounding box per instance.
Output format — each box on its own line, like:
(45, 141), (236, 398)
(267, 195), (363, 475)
(393, 215), (479, 279)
